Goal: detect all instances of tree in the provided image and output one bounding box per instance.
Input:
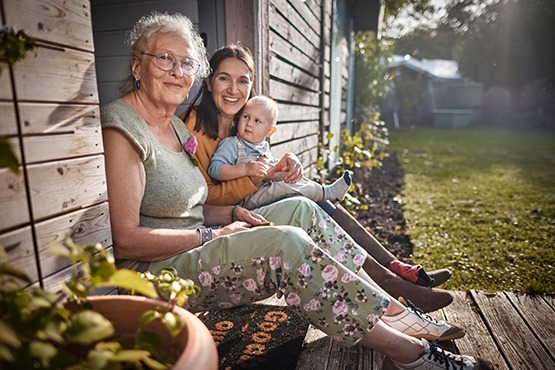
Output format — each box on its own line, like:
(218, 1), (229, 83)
(392, 23), (457, 60)
(353, 31), (394, 127)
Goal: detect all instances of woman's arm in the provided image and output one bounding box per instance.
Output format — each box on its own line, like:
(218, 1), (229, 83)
(103, 128), (200, 262)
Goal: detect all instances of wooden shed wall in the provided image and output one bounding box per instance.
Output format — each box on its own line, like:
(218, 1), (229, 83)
(0, 0), (110, 292)
(224, 0), (353, 178)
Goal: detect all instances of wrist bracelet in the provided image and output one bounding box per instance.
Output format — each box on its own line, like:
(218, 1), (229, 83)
(197, 227), (213, 245)
(231, 204), (241, 222)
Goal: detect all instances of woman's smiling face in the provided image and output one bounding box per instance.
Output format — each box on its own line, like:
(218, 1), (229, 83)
(207, 57), (253, 120)
(133, 32), (195, 109)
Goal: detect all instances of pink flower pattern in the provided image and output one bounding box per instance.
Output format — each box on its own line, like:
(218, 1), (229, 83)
(192, 206), (389, 346)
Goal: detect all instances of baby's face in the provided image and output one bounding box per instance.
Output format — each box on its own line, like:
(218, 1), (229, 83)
(237, 102), (275, 143)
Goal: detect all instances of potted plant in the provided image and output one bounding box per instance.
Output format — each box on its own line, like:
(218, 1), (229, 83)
(0, 237), (218, 369)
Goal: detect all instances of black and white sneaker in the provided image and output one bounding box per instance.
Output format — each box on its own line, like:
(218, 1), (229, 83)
(393, 339), (494, 370)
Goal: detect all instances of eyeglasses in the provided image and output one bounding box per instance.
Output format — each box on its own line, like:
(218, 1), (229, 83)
(140, 51), (200, 76)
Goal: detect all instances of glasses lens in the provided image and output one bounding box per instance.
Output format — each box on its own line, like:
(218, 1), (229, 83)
(181, 57), (200, 76)
(155, 53), (177, 71)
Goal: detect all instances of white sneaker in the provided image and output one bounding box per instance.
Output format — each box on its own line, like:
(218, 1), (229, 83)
(393, 339), (493, 370)
(382, 298), (465, 341)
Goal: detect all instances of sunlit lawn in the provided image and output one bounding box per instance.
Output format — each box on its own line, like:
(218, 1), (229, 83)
(388, 127), (555, 294)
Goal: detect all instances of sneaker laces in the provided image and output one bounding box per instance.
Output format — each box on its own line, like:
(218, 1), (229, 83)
(404, 299), (443, 325)
(426, 340), (475, 369)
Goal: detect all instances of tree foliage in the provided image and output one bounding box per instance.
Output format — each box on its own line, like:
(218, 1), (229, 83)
(353, 31), (394, 126)
(447, 0), (555, 89)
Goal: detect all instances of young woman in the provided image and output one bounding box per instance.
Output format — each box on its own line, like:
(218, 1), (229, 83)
(181, 42), (453, 313)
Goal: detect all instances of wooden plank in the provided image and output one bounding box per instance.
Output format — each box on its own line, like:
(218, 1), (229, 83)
(27, 155), (107, 221)
(272, 121), (319, 144)
(326, 340), (373, 370)
(296, 336), (333, 370)
(0, 226), (39, 283)
(505, 292), (555, 354)
(269, 33), (320, 73)
(0, 63), (13, 99)
(290, 0), (321, 34)
(269, 4), (318, 59)
(471, 290), (555, 369)
(270, 56), (320, 92)
(0, 167), (30, 231)
(543, 295), (555, 310)
(224, 0), (255, 51)
(4, 0), (94, 52)
(19, 103), (103, 162)
(270, 79), (320, 106)
(13, 46), (98, 103)
(443, 291), (510, 369)
(277, 104), (320, 123)
(0, 102), (17, 136)
(36, 202), (112, 277)
(272, 0), (319, 47)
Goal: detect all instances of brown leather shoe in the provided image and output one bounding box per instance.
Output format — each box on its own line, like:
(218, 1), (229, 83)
(363, 255), (453, 312)
(428, 268), (452, 287)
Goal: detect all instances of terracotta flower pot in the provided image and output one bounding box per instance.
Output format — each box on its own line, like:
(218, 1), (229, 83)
(76, 295), (218, 369)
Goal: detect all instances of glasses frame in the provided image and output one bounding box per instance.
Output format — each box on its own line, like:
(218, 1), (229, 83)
(139, 51), (200, 76)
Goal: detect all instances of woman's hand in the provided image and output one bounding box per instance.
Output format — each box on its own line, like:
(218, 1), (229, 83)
(233, 206), (268, 225)
(279, 153), (303, 183)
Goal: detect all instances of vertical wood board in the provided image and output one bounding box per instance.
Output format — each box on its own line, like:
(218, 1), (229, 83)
(4, 0), (94, 52)
(27, 155), (107, 221)
(443, 291), (510, 369)
(13, 46), (98, 103)
(471, 290), (555, 370)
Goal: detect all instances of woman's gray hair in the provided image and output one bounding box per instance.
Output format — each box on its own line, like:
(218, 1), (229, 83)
(119, 11), (210, 94)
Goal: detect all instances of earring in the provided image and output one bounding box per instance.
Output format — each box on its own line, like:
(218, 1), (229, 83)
(135, 80), (140, 90)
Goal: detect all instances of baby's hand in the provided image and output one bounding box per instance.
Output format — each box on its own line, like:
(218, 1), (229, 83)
(245, 161), (270, 177)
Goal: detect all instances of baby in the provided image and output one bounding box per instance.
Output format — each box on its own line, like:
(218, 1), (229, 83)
(208, 95), (352, 210)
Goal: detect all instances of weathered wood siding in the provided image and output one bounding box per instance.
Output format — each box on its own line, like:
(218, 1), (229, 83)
(0, 0), (110, 292)
(224, 0), (352, 178)
(266, 0), (332, 178)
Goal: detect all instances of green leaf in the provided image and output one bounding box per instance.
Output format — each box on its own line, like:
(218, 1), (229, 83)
(29, 340), (58, 361)
(138, 310), (161, 329)
(66, 310), (115, 345)
(0, 344), (15, 362)
(111, 349), (151, 362)
(142, 356), (169, 370)
(83, 349), (114, 370)
(0, 320), (21, 347)
(0, 264), (31, 284)
(162, 312), (183, 337)
(106, 269), (157, 298)
(0, 136), (20, 173)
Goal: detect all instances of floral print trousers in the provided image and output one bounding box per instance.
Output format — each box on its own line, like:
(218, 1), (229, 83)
(148, 197), (390, 346)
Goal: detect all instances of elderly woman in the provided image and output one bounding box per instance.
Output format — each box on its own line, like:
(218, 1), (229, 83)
(181, 42), (454, 313)
(101, 12), (492, 370)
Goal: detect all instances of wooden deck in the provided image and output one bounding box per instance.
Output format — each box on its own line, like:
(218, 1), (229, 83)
(271, 290), (555, 370)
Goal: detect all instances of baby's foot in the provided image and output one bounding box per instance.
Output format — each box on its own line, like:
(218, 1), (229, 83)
(323, 170), (352, 201)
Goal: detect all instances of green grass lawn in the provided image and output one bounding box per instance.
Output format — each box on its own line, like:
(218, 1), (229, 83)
(387, 127), (555, 294)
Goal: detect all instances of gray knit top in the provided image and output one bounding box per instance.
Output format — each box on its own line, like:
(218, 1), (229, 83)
(101, 99), (207, 230)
